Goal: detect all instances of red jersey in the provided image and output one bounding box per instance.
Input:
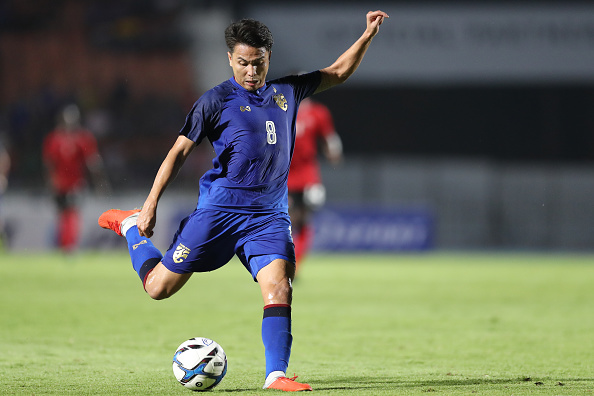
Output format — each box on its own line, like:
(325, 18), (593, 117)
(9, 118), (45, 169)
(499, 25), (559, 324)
(288, 99), (336, 191)
(42, 128), (98, 194)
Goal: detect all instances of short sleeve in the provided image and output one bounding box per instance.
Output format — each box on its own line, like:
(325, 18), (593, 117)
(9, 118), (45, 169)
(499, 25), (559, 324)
(179, 88), (225, 144)
(180, 100), (210, 145)
(275, 71), (322, 105)
(294, 71), (321, 103)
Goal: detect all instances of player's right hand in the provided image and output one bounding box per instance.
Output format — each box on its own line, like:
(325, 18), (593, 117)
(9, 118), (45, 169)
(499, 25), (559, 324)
(137, 206), (156, 238)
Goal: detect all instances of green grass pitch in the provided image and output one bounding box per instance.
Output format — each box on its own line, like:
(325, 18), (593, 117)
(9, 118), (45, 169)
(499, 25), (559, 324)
(1, 251), (593, 395)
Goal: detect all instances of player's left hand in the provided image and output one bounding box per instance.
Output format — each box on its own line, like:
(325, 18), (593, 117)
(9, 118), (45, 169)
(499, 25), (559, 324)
(366, 10), (389, 38)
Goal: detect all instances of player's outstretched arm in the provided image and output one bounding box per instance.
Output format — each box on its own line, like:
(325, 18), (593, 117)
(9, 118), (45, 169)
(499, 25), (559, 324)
(137, 135), (195, 238)
(316, 10), (388, 94)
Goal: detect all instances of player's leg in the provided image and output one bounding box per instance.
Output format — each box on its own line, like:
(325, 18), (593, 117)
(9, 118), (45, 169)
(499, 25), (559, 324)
(98, 208), (190, 300)
(59, 198), (80, 252)
(143, 263), (192, 300)
(288, 192), (305, 234)
(54, 195), (63, 249)
(239, 212), (311, 391)
(258, 258), (294, 380)
(295, 183), (325, 272)
(257, 259), (311, 391)
(294, 206), (313, 272)
(257, 257), (294, 305)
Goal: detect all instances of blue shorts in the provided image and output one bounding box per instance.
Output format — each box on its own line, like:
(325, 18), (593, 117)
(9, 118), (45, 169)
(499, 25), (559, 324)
(161, 209), (295, 280)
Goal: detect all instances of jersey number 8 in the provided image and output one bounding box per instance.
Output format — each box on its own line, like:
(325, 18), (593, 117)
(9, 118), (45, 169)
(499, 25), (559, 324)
(266, 121), (277, 145)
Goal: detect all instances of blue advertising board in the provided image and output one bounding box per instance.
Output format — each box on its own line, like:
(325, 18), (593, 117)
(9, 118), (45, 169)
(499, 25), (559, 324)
(311, 205), (433, 251)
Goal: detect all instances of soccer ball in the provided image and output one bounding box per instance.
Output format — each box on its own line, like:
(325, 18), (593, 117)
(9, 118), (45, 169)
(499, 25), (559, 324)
(172, 337), (227, 391)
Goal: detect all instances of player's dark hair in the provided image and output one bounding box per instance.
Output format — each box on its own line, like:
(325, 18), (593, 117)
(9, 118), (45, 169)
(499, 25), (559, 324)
(225, 19), (274, 53)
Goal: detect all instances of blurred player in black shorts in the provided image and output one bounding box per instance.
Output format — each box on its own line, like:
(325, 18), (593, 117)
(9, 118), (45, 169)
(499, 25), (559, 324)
(288, 97), (342, 274)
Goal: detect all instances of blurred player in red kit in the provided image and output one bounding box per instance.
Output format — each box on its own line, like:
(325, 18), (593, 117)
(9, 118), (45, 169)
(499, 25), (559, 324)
(43, 104), (109, 252)
(288, 97), (342, 274)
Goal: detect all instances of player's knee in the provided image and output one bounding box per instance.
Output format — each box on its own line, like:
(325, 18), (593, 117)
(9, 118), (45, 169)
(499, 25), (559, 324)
(283, 278), (294, 294)
(270, 279), (293, 303)
(145, 284), (173, 300)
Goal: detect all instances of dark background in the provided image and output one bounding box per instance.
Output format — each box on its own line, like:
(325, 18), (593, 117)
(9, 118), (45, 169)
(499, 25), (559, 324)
(317, 84), (594, 161)
(2, 0), (594, 191)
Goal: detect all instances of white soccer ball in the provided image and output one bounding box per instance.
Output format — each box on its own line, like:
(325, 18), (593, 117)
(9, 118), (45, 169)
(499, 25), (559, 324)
(172, 337), (227, 391)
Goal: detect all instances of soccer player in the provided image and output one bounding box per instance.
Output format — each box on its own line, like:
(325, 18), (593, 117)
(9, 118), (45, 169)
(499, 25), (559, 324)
(43, 104), (110, 252)
(99, 10), (388, 392)
(288, 97), (342, 273)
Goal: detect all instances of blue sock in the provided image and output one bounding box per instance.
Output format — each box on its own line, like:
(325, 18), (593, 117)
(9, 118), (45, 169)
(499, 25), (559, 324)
(125, 226), (162, 285)
(262, 304), (292, 377)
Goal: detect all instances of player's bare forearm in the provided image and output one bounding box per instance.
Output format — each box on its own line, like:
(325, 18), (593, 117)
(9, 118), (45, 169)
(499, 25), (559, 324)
(138, 135), (195, 237)
(316, 10), (388, 93)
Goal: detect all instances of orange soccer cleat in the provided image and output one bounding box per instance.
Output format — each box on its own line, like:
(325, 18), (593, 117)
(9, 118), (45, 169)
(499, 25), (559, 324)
(265, 375), (312, 392)
(98, 209), (141, 237)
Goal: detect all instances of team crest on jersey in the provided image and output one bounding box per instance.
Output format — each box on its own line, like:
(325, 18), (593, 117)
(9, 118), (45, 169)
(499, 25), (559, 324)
(273, 93), (288, 111)
(240, 105), (251, 112)
(173, 243), (191, 263)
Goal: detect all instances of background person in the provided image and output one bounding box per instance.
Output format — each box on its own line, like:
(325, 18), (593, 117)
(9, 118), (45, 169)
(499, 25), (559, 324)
(43, 103), (110, 252)
(288, 96), (342, 274)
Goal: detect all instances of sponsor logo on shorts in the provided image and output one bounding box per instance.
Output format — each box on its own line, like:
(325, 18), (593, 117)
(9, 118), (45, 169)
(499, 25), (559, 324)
(132, 240), (147, 250)
(173, 243), (191, 263)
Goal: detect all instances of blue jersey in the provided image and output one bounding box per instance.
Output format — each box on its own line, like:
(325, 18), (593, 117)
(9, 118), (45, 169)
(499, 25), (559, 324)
(180, 71), (321, 213)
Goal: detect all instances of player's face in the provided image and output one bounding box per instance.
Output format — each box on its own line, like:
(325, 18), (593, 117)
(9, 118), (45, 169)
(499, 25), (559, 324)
(228, 43), (270, 92)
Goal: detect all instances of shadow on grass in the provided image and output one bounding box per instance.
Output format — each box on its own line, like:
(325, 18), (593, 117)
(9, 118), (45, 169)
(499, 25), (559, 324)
(308, 375), (594, 391)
